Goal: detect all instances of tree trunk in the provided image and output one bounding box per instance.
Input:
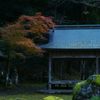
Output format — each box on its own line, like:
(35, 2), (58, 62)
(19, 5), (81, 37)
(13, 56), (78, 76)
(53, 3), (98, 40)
(6, 52), (10, 86)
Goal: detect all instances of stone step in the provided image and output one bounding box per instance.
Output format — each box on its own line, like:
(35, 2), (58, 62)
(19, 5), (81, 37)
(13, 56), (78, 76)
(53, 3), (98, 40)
(37, 89), (73, 93)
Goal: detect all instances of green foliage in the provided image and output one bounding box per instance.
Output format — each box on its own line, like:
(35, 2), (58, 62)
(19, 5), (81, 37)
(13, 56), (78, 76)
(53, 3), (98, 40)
(90, 96), (100, 100)
(73, 0), (100, 8)
(43, 96), (63, 100)
(1, 0), (100, 26)
(0, 0), (52, 27)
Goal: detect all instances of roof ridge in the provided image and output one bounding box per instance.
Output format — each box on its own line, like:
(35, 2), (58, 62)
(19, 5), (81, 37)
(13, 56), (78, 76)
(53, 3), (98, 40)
(55, 25), (100, 29)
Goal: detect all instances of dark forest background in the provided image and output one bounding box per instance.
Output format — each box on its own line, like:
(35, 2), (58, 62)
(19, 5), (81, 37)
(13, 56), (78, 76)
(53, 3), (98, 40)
(1, 0), (100, 26)
(0, 0), (100, 83)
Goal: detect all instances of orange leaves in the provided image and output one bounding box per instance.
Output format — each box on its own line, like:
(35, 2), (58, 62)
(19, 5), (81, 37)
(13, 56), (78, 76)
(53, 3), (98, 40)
(15, 53), (26, 58)
(16, 12), (55, 34)
(35, 12), (42, 16)
(17, 38), (36, 48)
(1, 12), (55, 55)
(17, 39), (44, 55)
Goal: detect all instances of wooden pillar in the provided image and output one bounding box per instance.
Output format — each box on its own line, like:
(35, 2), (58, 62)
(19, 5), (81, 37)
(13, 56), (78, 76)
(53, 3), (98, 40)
(48, 57), (52, 89)
(81, 60), (86, 80)
(96, 57), (99, 74)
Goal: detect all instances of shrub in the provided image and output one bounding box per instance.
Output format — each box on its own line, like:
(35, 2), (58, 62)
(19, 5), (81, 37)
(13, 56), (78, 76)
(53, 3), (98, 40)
(43, 96), (63, 100)
(90, 96), (100, 100)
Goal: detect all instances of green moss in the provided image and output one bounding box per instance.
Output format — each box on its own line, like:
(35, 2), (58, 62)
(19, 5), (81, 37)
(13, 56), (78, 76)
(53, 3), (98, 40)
(43, 96), (63, 100)
(73, 80), (87, 94)
(93, 75), (100, 86)
(87, 75), (100, 86)
(73, 75), (100, 100)
(73, 75), (100, 95)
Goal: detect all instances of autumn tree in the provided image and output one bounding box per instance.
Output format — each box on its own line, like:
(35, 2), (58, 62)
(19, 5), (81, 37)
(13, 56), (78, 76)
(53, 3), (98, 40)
(1, 12), (55, 78)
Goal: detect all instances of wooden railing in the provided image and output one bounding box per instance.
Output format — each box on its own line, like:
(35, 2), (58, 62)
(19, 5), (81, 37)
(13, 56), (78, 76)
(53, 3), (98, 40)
(48, 80), (84, 89)
(49, 80), (83, 84)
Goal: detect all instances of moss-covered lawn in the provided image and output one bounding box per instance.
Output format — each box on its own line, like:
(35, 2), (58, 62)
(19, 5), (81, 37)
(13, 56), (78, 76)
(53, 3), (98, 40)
(0, 83), (72, 100)
(0, 93), (72, 100)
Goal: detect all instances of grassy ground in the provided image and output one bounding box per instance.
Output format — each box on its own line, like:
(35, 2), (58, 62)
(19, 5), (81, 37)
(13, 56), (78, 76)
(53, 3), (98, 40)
(0, 83), (72, 100)
(0, 93), (72, 100)
(20, 83), (47, 87)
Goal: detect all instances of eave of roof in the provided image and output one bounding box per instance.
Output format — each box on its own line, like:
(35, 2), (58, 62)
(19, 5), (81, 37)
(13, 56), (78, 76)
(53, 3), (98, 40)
(0, 51), (6, 57)
(38, 25), (100, 49)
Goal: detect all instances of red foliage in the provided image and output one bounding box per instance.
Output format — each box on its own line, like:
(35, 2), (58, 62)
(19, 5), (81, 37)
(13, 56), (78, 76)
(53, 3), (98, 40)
(1, 12), (55, 55)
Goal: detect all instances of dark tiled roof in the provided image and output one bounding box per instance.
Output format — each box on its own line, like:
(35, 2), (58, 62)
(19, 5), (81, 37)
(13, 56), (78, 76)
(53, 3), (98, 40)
(0, 51), (6, 57)
(38, 25), (100, 49)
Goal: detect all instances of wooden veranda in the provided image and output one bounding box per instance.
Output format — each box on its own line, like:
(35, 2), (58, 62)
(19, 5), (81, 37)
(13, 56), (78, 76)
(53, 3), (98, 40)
(38, 25), (100, 93)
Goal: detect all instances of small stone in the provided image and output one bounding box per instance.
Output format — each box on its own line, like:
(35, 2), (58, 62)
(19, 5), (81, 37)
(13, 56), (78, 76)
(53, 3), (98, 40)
(17, 99), (21, 100)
